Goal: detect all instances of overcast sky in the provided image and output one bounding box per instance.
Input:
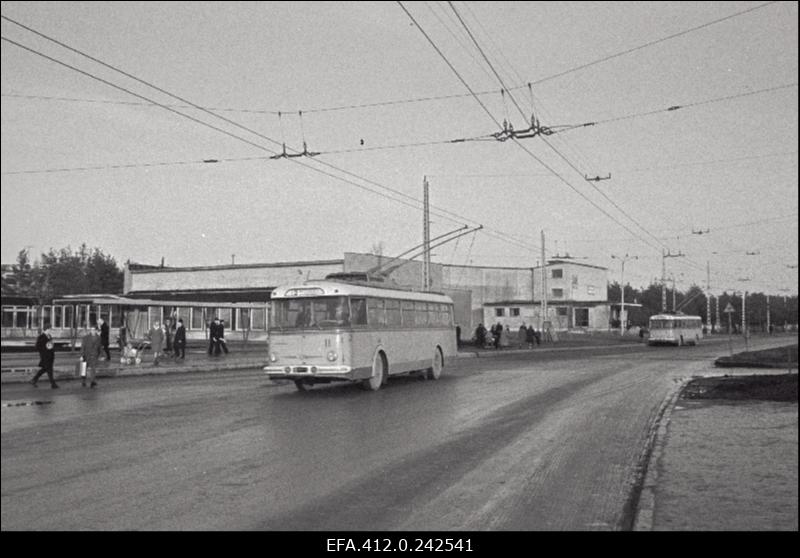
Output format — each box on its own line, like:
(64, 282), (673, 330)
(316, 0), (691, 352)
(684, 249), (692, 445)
(1, 1), (797, 294)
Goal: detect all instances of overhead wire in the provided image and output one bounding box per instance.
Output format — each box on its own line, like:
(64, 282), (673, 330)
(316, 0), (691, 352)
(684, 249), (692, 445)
(444, 1), (668, 255)
(1, 2), (780, 119)
(1, 14), (550, 260)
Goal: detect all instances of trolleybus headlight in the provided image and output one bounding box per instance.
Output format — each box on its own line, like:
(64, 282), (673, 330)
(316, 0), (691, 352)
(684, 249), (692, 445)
(311, 366), (318, 373)
(269, 352), (278, 363)
(284, 366), (291, 373)
(327, 350), (338, 362)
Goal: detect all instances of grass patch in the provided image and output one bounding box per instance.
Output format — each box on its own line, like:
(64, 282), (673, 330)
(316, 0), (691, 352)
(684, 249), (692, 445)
(682, 374), (798, 402)
(715, 345), (797, 369)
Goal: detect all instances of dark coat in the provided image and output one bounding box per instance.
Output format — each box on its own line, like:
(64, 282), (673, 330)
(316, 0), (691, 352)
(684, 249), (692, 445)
(81, 333), (102, 364)
(36, 332), (55, 368)
(100, 322), (110, 345)
(174, 325), (186, 347)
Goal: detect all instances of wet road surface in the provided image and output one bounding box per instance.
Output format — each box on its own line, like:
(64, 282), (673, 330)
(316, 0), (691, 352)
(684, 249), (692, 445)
(1, 336), (791, 530)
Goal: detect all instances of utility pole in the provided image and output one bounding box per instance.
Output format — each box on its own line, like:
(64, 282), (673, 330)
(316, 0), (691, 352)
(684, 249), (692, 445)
(672, 275), (677, 312)
(766, 294), (771, 334)
(423, 176), (431, 291)
(706, 261), (712, 333)
(662, 250), (685, 312)
(742, 291), (748, 351)
(661, 249), (666, 312)
(541, 230), (547, 330)
(611, 254), (637, 334)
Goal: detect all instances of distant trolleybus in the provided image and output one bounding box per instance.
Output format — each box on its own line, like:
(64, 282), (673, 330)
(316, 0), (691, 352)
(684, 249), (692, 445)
(264, 277), (457, 391)
(647, 314), (703, 346)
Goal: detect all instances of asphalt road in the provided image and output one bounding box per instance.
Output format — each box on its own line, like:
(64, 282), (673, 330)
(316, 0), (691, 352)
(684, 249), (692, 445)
(1, 335), (792, 531)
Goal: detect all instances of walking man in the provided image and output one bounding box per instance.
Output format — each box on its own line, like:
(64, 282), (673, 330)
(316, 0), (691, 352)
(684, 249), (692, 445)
(208, 317), (220, 356)
(218, 319), (229, 354)
(98, 318), (111, 361)
(173, 318), (186, 360)
(31, 323), (59, 388)
(81, 326), (102, 388)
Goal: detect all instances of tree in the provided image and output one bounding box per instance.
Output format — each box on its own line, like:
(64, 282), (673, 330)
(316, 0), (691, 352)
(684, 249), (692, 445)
(2, 244), (123, 302)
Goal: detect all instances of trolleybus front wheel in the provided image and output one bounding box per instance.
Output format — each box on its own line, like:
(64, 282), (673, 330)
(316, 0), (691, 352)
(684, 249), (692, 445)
(362, 351), (386, 391)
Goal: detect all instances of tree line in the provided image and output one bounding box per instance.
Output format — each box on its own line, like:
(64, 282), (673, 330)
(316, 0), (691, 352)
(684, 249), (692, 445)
(608, 282), (799, 331)
(1, 245), (124, 303)
(2, 245), (796, 330)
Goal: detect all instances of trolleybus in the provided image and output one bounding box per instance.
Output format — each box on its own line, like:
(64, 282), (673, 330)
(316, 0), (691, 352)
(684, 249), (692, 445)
(264, 277), (457, 391)
(647, 314), (703, 346)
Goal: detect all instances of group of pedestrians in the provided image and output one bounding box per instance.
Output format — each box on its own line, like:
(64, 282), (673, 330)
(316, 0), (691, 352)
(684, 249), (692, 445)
(207, 317), (229, 357)
(473, 322), (541, 350)
(147, 318), (187, 365)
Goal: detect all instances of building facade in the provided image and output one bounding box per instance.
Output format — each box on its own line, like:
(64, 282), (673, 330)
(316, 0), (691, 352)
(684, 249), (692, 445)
(123, 254), (611, 334)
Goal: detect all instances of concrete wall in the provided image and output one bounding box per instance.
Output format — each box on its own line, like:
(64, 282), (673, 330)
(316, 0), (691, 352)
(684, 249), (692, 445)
(543, 262), (607, 303)
(482, 302), (611, 333)
(127, 260), (344, 293)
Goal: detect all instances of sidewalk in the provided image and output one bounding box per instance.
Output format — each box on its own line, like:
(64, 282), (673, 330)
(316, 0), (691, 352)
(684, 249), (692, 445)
(635, 367), (798, 531)
(1, 337), (646, 385)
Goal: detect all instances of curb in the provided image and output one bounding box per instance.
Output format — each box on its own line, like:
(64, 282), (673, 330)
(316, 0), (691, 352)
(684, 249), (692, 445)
(1, 360), (268, 384)
(631, 377), (691, 531)
(2, 344), (647, 384)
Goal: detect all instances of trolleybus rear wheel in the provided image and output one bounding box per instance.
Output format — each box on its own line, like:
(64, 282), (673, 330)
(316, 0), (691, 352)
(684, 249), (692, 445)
(427, 347), (443, 380)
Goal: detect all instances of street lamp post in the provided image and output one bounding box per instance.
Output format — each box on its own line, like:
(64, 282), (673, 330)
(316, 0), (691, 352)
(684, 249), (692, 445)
(611, 254), (638, 335)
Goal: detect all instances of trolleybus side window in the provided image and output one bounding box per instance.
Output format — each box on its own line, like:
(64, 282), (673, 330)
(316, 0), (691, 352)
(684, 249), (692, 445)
(386, 299), (401, 326)
(368, 298), (385, 327)
(401, 300), (415, 327)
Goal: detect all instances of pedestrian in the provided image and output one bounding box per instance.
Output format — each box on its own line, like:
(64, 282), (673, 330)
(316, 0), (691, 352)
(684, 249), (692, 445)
(534, 327), (541, 345)
(81, 326), (102, 388)
(475, 323), (486, 348)
(208, 318), (218, 355)
(494, 322), (503, 349)
(173, 318), (186, 360)
(456, 325), (462, 347)
(218, 319), (229, 354)
(526, 324), (535, 349)
(501, 324), (512, 348)
(117, 319), (128, 353)
(148, 320), (165, 365)
(31, 323), (59, 389)
(98, 318), (111, 361)
(164, 318), (173, 356)
(517, 323), (527, 348)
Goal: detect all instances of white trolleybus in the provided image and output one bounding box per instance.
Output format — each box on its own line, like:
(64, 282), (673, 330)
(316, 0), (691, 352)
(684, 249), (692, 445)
(647, 314), (704, 346)
(264, 275), (457, 391)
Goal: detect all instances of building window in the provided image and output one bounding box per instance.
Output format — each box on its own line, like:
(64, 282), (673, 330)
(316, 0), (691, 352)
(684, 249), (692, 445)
(251, 308), (267, 330)
(551, 288), (564, 298)
(510, 308), (520, 317)
(556, 307), (568, 316)
(551, 269), (563, 279)
(495, 308), (505, 317)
